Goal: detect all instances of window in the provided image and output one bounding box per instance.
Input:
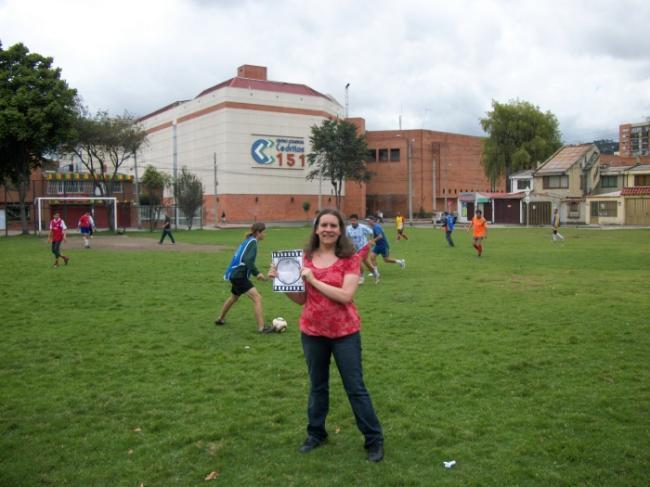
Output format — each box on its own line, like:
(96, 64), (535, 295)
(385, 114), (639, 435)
(634, 174), (650, 186)
(580, 175), (586, 191)
(378, 149), (388, 162)
(390, 148), (400, 162)
(516, 179), (530, 190)
(592, 201), (617, 217)
(366, 149), (376, 162)
(600, 175), (617, 188)
(542, 175), (569, 189)
(47, 180), (94, 195)
(568, 201), (580, 218)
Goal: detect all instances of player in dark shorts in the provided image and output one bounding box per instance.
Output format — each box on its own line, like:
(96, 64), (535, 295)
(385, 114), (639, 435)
(216, 222), (273, 333)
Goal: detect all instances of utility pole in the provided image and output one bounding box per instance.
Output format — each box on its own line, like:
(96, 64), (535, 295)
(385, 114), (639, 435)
(172, 120), (178, 227)
(407, 139), (413, 221)
(213, 153), (219, 227)
(432, 155), (436, 214)
(133, 152), (140, 228)
(318, 167), (323, 211)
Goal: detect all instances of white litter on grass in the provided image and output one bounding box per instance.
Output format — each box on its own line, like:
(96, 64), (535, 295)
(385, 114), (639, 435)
(244, 346), (250, 350)
(443, 460), (456, 469)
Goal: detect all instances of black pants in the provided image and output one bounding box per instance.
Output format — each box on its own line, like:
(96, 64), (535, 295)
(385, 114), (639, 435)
(51, 240), (62, 257)
(445, 230), (455, 247)
(301, 332), (383, 448)
(159, 229), (175, 243)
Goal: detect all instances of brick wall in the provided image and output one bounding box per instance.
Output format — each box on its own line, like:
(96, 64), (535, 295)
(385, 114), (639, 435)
(365, 129), (503, 216)
(203, 193), (360, 225)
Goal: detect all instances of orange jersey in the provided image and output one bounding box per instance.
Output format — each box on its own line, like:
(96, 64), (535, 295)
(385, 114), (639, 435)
(471, 216), (487, 237)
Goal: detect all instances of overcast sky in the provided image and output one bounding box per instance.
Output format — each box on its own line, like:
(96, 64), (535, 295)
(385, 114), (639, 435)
(2, 0), (649, 143)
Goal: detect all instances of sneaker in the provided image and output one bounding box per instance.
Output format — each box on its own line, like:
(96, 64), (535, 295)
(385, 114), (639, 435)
(367, 443), (384, 462)
(214, 318), (225, 326)
(299, 436), (325, 453)
(367, 272), (375, 277)
(63, 257), (70, 266)
(398, 259), (405, 269)
(258, 325), (274, 334)
(359, 276), (365, 284)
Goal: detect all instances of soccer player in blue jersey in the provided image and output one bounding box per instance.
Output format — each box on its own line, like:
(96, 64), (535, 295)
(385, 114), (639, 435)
(368, 215), (405, 283)
(345, 214), (375, 284)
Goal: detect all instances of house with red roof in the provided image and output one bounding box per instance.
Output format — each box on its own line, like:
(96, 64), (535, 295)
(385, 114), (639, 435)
(529, 144), (600, 224)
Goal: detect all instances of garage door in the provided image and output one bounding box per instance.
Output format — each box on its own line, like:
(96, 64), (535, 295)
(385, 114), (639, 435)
(625, 198), (650, 225)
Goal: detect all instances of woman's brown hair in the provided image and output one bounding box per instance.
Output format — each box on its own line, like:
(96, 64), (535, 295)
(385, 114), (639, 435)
(304, 209), (355, 258)
(247, 222), (266, 238)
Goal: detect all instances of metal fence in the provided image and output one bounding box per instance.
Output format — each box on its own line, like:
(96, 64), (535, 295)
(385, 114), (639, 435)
(138, 205), (203, 230)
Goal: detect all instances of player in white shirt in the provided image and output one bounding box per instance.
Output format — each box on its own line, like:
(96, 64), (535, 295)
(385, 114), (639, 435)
(346, 214), (377, 284)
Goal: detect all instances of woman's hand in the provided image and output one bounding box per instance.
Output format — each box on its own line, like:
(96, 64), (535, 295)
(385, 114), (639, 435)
(300, 267), (314, 284)
(256, 272), (266, 281)
(268, 263), (277, 279)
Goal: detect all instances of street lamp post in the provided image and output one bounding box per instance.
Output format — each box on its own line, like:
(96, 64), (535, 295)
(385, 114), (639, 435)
(345, 83), (350, 118)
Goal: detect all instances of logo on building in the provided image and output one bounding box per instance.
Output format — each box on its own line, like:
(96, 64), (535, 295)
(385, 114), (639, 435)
(251, 135), (306, 169)
(251, 138), (276, 165)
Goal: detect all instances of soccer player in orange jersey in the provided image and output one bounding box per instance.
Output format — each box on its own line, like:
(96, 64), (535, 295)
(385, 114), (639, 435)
(467, 209), (488, 257)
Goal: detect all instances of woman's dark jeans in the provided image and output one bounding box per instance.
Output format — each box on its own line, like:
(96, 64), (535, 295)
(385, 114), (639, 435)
(301, 331), (383, 448)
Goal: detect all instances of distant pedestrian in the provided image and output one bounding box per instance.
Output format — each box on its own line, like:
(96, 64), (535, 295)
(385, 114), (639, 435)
(159, 215), (175, 244)
(221, 211), (227, 224)
(368, 215), (405, 282)
(467, 209), (488, 257)
(78, 211), (95, 248)
(395, 212), (408, 240)
(48, 212), (70, 268)
(216, 222), (273, 333)
(552, 208), (564, 241)
(377, 210), (384, 223)
(442, 211), (455, 247)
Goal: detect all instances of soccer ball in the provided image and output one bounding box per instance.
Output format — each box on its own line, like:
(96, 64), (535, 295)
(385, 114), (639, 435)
(272, 317), (288, 333)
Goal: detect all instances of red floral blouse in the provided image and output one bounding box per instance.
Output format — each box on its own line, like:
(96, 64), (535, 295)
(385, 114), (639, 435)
(299, 253), (361, 338)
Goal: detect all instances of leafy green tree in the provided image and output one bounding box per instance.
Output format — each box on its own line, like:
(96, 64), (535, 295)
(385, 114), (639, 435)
(60, 109), (147, 230)
(140, 165), (170, 231)
(0, 42), (78, 233)
(173, 167), (203, 230)
(306, 119), (372, 209)
(480, 100), (562, 191)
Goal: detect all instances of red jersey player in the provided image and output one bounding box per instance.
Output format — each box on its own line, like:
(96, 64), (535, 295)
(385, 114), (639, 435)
(48, 212), (70, 267)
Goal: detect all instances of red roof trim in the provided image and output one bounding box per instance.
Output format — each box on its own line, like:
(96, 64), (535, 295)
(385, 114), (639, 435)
(621, 187), (650, 195)
(197, 76), (331, 100)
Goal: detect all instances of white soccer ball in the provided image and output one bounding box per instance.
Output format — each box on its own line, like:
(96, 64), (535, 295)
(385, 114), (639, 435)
(272, 317), (288, 333)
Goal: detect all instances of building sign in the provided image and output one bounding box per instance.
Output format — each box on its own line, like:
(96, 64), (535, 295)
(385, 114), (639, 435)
(251, 135), (305, 169)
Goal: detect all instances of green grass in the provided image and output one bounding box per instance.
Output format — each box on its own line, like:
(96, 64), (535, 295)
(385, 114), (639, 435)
(1, 226), (649, 486)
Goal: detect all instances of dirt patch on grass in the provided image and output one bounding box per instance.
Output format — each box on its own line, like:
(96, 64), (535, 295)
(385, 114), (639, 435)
(71, 235), (229, 253)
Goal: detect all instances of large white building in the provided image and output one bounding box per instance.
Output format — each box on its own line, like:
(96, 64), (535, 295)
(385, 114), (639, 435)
(135, 64), (364, 224)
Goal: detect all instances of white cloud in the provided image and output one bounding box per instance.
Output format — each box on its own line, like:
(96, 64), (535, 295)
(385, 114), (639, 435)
(2, 0), (649, 143)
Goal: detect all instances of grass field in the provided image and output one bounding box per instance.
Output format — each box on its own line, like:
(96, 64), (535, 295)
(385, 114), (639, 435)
(1, 225), (649, 486)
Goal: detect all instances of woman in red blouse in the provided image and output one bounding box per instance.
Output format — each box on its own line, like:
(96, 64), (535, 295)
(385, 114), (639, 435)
(271, 209), (384, 462)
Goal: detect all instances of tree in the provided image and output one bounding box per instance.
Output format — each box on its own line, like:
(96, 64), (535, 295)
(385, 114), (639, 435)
(60, 109), (147, 230)
(480, 100), (562, 191)
(173, 167), (203, 230)
(139, 165), (170, 231)
(306, 119), (372, 209)
(0, 42), (78, 234)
